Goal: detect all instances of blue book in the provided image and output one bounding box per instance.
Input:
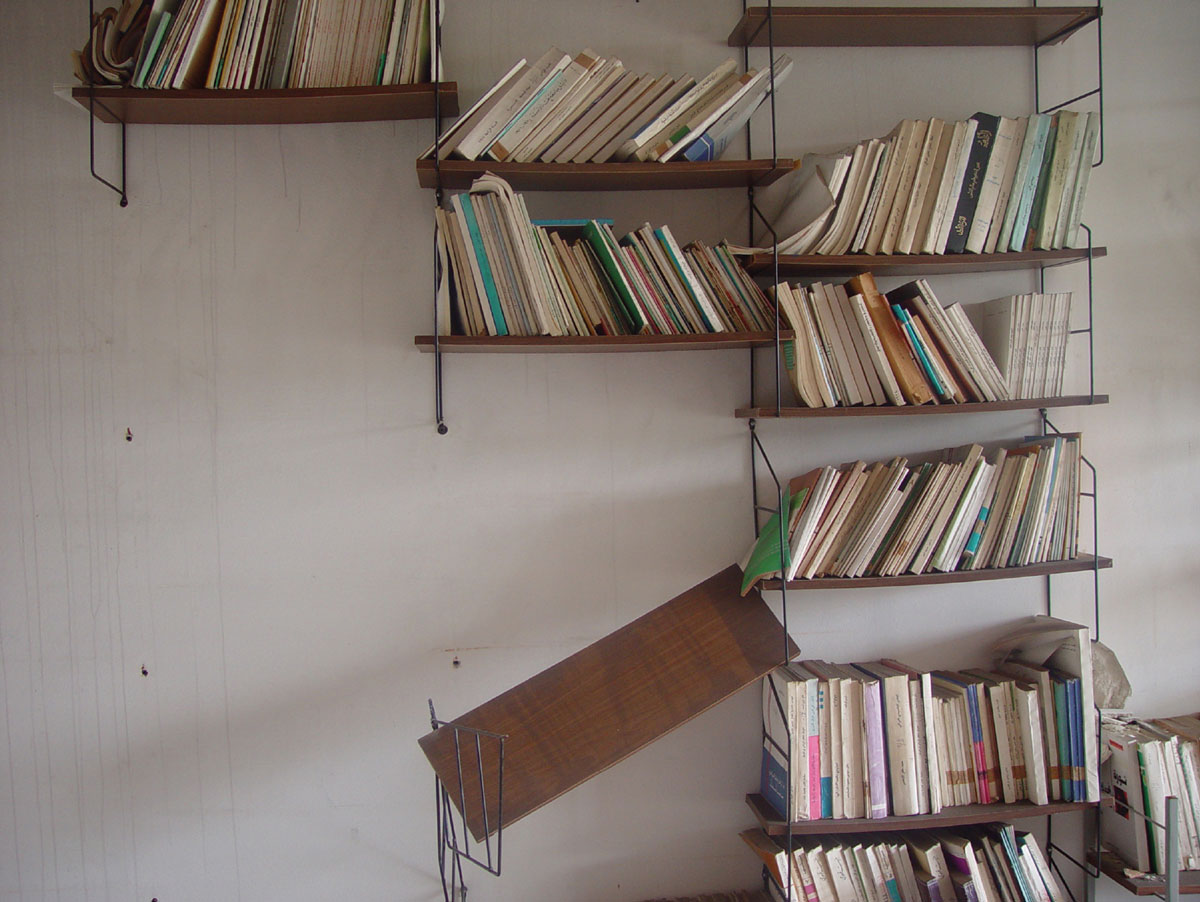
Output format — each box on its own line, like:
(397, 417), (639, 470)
(1068, 676), (1085, 800)
(681, 133), (719, 163)
(892, 304), (945, 396)
(455, 194), (508, 335)
(760, 670), (792, 819)
(1052, 676), (1073, 801)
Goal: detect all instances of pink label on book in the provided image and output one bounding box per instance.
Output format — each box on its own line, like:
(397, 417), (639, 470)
(809, 735), (822, 819)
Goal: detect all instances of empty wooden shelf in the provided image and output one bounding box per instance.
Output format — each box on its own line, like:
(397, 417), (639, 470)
(728, 6), (1101, 48)
(418, 565), (797, 840)
(1096, 848), (1200, 895)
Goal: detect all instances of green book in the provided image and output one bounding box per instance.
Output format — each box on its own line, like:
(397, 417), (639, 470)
(740, 488), (804, 595)
(583, 220), (648, 333)
(1052, 677), (1073, 801)
(133, 10), (173, 88)
(455, 194), (508, 336)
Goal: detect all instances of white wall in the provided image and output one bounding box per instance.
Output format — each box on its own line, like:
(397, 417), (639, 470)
(1, 2), (1197, 900)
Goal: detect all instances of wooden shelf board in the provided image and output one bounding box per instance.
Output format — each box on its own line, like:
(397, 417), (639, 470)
(71, 82), (459, 125)
(414, 332), (794, 353)
(415, 158), (795, 191)
(418, 566), (797, 841)
(747, 793), (1111, 835)
(737, 394), (1109, 419)
(739, 247), (1107, 277)
(728, 6), (1101, 48)
(1097, 848), (1200, 895)
(760, 554), (1112, 591)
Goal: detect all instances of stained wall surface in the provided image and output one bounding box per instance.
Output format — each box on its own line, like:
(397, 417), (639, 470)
(2, 1), (1198, 900)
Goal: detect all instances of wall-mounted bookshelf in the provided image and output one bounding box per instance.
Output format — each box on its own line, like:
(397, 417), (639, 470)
(738, 247), (1107, 278)
(737, 394), (1109, 419)
(415, 158), (795, 192)
(757, 554), (1111, 591)
(747, 793), (1112, 836)
(727, 6), (1101, 48)
(414, 332), (792, 353)
(1097, 848), (1200, 897)
(72, 82), (459, 125)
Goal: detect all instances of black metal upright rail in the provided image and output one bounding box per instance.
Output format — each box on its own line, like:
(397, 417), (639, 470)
(85, 0), (129, 205)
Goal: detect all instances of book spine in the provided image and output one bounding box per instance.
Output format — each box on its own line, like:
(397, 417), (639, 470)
(946, 113), (999, 254)
(864, 682), (890, 817)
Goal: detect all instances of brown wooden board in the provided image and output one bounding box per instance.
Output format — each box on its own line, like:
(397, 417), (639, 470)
(760, 554), (1111, 591)
(728, 6), (1100, 48)
(416, 158), (794, 191)
(414, 332), (794, 353)
(748, 792), (1111, 835)
(739, 247), (1107, 277)
(418, 565), (796, 840)
(72, 83), (458, 125)
(1096, 848), (1200, 895)
(736, 395), (1109, 419)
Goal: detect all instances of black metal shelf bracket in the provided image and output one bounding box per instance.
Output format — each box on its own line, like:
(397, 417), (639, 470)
(431, 0), (448, 435)
(1035, 0), (1105, 169)
(429, 700), (507, 902)
(85, 0), (129, 206)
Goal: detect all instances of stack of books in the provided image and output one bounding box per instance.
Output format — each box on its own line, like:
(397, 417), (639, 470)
(421, 50), (793, 164)
(1102, 712), (1200, 875)
(759, 619), (1098, 822)
(744, 823), (1072, 902)
(772, 273), (1014, 409)
(967, 294), (1074, 400)
(435, 174), (776, 337)
(75, 0), (442, 90)
(740, 436), (1082, 590)
(769, 111), (1099, 257)
(73, 0), (152, 85)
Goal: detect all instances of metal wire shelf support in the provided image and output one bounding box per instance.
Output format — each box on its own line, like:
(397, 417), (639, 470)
(749, 418), (800, 902)
(429, 700), (507, 902)
(431, 0), (448, 434)
(85, 0), (129, 206)
(1034, 0), (1104, 169)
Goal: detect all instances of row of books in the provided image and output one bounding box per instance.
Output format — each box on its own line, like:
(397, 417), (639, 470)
(760, 621), (1097, 824)
(745, 823), (1071, 902)
(434, 175), (775, 337)
(1102, 712), (1200, 875)
(969, 294), (1074, 401)
(75, 0), (439, 90)
(773, 273), (1018, 410)
(770, 110), (1099, 258)
(740, 436), (1082, 590)
(421, 50), (792, 165)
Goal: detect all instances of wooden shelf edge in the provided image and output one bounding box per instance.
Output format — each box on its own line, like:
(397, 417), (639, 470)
(740, 247), (1108, 277)
(414, 332), (793, 353)
(1096, 848), (1200, 895)
(727, 6), (1101, 48)
(70, 82), (458, 125)
(415, 158), (795, 191)
(760, 554), (1112, 591)
(747, 793), (1112, 836)
(736, 395), (1110, 419)
(418, 567), (796, 841)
